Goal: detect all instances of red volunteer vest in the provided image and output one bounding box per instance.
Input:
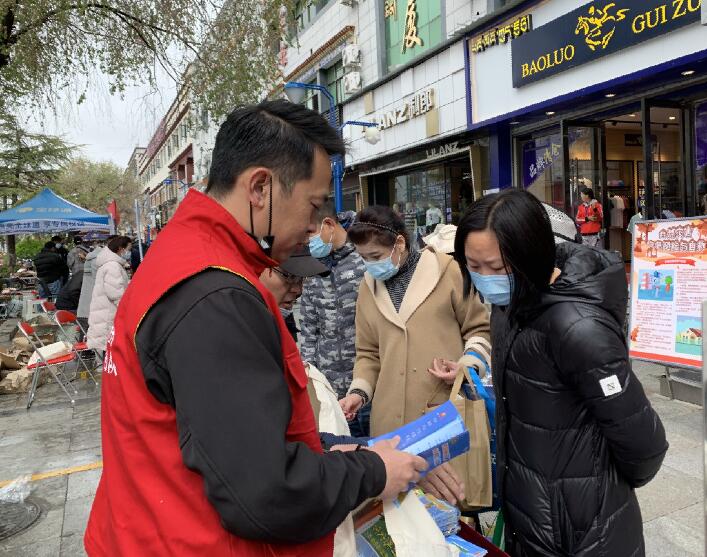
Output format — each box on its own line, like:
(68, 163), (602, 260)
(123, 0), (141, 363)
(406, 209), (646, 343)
(85, 190), (334, 557)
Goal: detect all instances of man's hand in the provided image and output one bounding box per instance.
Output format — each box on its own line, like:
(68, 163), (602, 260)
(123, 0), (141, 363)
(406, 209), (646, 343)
(588, 216), (598, 222)
(418, 462), (465, 505)
(339, 393), (364, 421)
(369, 437), (428, 500)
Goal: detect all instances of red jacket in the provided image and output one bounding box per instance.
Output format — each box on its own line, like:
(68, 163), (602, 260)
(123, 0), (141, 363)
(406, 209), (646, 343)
(85, 190), (334, 557)
(576, 201), (603, 235)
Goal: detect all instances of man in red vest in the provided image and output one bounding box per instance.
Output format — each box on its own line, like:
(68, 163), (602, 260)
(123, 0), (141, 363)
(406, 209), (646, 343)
(85, 100), (427, 556)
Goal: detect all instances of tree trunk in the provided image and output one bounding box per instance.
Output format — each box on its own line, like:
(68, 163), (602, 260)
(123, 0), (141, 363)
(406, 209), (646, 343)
(7, 234), (16, 271)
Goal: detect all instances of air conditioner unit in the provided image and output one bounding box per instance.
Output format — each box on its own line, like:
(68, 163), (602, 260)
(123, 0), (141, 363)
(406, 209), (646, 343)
(343, 72), (362, 95)
(341, 0), (358, 6)
(342, 44), (361, 69)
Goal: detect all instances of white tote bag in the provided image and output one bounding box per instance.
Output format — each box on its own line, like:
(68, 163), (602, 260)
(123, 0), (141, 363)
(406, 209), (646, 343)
(384, 492), (459, 557)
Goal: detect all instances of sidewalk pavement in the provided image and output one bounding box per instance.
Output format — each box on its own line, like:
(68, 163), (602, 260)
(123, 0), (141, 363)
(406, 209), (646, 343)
(0, 361), (702, 556)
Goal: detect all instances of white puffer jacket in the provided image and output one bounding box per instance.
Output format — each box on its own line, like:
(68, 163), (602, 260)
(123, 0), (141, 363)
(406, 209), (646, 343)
(87, 248), (129, 351)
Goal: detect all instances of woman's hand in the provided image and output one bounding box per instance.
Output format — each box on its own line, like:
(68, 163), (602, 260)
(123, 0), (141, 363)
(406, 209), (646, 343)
(418, 462), (465, 505)
(339, 393), (364, 421)
(427, 358), (459, 385)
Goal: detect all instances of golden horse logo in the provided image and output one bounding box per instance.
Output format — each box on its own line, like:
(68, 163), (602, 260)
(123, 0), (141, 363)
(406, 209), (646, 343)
(575, 3), (630, 51)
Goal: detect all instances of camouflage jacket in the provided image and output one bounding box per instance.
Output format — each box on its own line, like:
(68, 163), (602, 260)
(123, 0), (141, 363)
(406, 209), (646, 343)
(299, 242), (366, 399)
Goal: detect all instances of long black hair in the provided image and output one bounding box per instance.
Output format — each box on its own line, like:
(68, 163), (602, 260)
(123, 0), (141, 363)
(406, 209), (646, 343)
(454, 190), (555, 322)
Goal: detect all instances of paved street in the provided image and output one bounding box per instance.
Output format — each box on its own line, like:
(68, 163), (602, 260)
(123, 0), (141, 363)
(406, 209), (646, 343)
(0, 361), (702, 556)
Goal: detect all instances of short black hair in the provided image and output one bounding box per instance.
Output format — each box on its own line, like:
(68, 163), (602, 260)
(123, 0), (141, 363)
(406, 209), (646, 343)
(348, 205), (410, 249)
(581, 187), (595, 199)
(43, 241), (56, 250)
(51, 235), (62, 242)
(107, 236), (131, 254)
(314, 198), (337, 222)
(206, 99), (346, 198)
(454, 190), (555, 323)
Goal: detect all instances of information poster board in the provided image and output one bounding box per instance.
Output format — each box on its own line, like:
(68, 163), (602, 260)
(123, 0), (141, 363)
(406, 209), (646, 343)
(629, 217), (707, 369)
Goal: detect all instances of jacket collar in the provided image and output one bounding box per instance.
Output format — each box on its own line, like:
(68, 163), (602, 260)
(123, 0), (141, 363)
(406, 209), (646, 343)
(174, 189), (277, 276)
(321, 241), (355, 268)
(363, 247), (448, 329)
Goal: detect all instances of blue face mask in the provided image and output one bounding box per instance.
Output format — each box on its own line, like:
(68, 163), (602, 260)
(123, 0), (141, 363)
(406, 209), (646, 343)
(365, 248), (400, 281)
(469, 270), (514, 306)
(308, 225), (333, 259)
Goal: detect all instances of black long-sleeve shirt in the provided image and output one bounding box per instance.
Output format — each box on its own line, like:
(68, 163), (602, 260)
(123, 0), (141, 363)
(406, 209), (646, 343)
(136, 269), (385, 544)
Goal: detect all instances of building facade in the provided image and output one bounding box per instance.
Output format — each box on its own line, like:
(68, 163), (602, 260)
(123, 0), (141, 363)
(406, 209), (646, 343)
(464, 0), (707, 262)
(137, 86), (196, 232)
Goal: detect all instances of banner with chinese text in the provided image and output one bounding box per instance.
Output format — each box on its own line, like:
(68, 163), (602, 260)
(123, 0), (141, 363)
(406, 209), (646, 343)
(629, 217), (706, 369)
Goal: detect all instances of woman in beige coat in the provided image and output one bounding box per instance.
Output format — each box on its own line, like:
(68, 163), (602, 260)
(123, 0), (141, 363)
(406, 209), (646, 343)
(340, 206), (491, 438)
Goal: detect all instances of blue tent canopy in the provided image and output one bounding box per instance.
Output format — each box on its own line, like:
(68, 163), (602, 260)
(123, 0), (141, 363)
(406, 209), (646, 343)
(0, 188), (111, 235)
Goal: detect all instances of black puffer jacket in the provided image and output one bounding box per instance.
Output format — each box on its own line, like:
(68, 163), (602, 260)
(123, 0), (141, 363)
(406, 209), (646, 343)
(492, 243), (667, 557)
(33, 249), (69, 283)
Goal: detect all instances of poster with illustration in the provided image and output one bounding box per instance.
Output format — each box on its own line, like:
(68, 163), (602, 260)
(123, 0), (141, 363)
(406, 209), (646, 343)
(629, 217), (706, 369)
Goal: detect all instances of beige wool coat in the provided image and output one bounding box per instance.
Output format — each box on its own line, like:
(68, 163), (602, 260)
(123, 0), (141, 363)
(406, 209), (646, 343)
(348, 247), (491, 437)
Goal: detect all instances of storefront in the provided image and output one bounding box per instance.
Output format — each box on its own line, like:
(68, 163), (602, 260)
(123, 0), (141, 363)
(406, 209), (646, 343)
(357, 136), (490, 241)
(344, 40), (492, 234)
(465, 0), (707, 261)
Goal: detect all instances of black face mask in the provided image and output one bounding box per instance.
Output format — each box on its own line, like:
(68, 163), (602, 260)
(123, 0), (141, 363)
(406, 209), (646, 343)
(249, 178), (275, 258)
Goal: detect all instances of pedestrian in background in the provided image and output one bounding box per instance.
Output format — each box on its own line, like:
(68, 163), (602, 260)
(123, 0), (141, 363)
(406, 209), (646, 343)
(339, 205), (491, 438)
(300, 203), (365, 397)
(78, 237), (115, 334)
(576, 187), (603, 247)
(454, 189), (667, 556)
(56, 270), (84, 313)
(261, 247), (329, 343)
(87, 235), (131, 353)
(51, 235), (69, 262)
(33, 241), (69, 299)
(67, 236), (89, 276)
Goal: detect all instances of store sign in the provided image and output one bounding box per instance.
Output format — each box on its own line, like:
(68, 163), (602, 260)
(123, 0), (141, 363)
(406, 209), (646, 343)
(402, 0), (423, 53)
(512, 0), (703, 88)
(522, 134), (562, 188)
(375, 89), (435, 130)
(470, 14), (533, 53)
(425, 141), (464, 159)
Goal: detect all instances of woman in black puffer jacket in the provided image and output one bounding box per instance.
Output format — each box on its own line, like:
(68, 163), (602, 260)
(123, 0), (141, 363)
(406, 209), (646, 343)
(454, 190), (667, 557)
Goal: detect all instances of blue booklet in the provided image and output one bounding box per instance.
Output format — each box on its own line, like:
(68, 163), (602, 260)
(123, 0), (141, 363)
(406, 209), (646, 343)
(367, 401), (470, 472)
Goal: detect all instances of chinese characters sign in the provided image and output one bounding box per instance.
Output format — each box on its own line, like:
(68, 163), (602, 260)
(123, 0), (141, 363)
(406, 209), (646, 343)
(629, 217), (707, 369)
(470, 14), (532, 53)
(402, 0), (423, 53)
(511, 0), (702, 87)
(384, 0), (441, 71)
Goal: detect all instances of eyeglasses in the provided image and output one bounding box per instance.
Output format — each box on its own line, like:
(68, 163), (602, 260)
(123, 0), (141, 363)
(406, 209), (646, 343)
(272, 267), (303, 285)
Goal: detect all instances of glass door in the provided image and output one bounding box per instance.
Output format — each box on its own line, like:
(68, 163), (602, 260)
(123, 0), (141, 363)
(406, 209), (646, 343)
(640, 100), (686, 219)
(561, 120), (607, 245)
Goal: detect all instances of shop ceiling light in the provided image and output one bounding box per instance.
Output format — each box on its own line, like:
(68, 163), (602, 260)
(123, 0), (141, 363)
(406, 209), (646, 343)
(681, 70), (695, 76)
(629, 113), (637, 117)
(509, 121), (520, 125)
(669, 116), (677, 120)
(545, 111), (555, 116)
(605, 93), (616, 98)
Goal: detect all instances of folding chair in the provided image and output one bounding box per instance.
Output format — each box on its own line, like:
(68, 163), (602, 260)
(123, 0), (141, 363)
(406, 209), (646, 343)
(18, 322), (78, 409)
(41, 300), (56, 319)
(53, 310), (100, 386)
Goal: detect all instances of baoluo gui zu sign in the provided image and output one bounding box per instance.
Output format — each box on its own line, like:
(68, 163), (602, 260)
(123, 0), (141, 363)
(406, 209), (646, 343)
(511, 0), (702, 87)
(628, 217), (707, 369)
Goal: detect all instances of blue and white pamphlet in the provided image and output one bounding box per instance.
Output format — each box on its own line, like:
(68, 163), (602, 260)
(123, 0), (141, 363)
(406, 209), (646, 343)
(367, 401), (470, 472)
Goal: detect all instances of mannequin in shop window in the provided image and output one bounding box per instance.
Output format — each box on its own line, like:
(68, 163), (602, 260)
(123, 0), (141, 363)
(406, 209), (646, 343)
(576, 187), (603, 248)
(426, 200), (444, 234)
